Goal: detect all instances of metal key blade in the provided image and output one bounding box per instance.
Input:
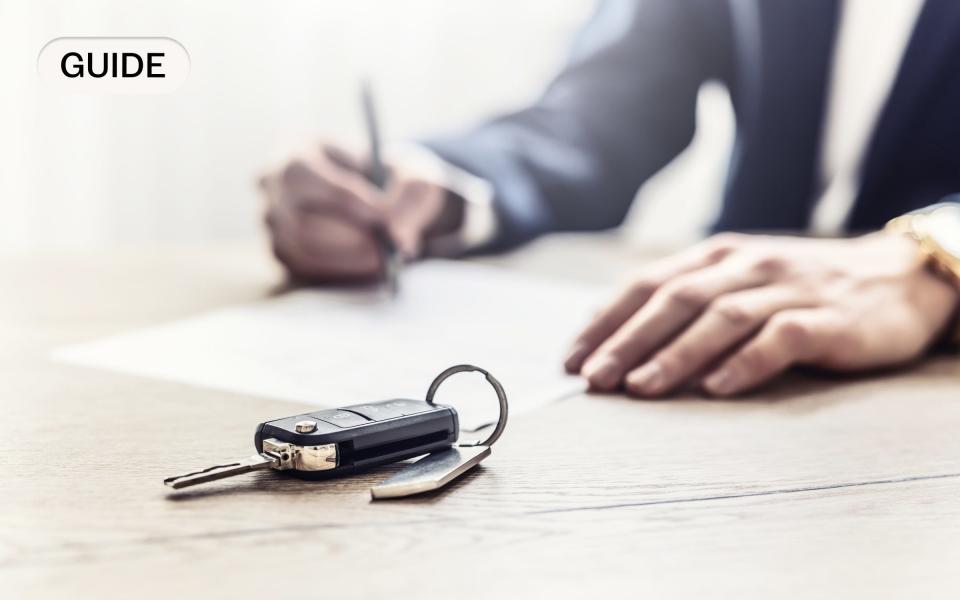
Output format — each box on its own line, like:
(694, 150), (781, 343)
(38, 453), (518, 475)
(370, 445), (490, 500)
(164, 453), (278, 489)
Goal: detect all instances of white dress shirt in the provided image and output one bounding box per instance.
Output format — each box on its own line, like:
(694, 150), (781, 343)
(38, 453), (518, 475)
(404, 0), (927, 250)
(811, 0), (925, 234)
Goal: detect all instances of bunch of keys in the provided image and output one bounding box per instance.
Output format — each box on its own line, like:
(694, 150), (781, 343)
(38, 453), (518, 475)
(164, 364), (508, 499)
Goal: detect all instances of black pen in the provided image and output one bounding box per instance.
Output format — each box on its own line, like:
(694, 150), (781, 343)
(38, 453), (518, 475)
(361, 80), (400, 297)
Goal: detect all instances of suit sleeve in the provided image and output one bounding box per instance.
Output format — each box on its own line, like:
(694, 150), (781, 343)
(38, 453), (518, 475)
(421, 0), (733, 250)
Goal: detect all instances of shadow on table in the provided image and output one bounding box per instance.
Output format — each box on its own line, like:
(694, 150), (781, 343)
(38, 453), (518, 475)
(588, 356), (953, 415)
(164, 461), (485, 503)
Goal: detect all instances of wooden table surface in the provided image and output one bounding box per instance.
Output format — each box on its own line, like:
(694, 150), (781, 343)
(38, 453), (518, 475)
(3, 235), (959, 599)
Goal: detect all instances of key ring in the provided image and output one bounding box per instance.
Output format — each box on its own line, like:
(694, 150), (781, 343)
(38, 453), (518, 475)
(424, 364), (508, 448)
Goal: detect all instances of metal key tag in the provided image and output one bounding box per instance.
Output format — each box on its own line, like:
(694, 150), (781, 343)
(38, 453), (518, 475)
(370, 364), (508, 499)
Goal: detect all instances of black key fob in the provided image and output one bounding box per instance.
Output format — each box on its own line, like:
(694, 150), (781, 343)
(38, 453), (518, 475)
(254, 398), (459, 479)
(164, 364), (506, 497)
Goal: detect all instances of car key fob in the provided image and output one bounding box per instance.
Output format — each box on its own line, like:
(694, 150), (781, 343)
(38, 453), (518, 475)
(164, 364), (508, 498)
(255, 398), (459, 479)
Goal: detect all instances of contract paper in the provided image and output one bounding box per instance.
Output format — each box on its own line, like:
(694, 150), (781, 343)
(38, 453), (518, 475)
(52, 261), (605, 428)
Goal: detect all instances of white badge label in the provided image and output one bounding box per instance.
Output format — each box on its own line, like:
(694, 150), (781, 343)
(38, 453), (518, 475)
(38, 37), (190, 94)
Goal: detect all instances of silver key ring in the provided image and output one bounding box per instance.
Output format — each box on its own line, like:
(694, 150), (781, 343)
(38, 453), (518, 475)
(424, 364), (508, 448)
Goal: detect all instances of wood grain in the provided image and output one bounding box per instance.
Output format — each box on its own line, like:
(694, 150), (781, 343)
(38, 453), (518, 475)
(1, 235), (958, 599)
(7, 477), (960, 599)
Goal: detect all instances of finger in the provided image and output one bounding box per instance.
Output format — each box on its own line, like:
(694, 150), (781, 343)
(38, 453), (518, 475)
(701, 309), (835, 396)
(268, 197), (382, 282)
(321, 142), (366, 173)
(581, 256), (774, 391)
(280, 216), (382, 281)
(262, 172), (297, 231)
(280, 154), (384, 227)
(565, 234), (743, 373)
(624, 285), (819, 396)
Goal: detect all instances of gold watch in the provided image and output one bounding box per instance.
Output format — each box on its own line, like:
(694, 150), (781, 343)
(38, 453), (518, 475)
(886, 203), (960, 344)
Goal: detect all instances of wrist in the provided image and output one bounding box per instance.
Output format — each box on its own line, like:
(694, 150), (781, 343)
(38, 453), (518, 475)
(381, 174), (452, 261)
(385, 144), (496, 257)
(421, 189), (465, 254)
(392, 175), (467, 258)
(885, 206), (960, 345)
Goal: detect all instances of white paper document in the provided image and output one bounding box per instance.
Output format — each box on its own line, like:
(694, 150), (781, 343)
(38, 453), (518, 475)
(53, 261), (606, 428)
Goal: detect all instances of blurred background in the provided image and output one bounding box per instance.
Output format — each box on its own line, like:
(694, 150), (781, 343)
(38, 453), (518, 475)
(0, 0), (733, 252)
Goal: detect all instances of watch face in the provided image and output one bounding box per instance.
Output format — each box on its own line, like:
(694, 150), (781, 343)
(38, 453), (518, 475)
(923, 206), (960, 259)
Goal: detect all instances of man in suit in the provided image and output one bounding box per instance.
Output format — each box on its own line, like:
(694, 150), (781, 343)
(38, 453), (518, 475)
(260, 0), (960, 396)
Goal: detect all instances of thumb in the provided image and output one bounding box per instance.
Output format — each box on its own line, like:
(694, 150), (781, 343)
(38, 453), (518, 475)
(320, 142), (368, 175)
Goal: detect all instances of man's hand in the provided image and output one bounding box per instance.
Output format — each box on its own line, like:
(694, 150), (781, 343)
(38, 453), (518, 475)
(260, 144), (451, 282)
(565, 233), (960, 397)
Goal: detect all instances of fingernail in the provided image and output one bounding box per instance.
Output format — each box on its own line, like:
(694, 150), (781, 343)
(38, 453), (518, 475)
(564, 343), (590, 373)
(627, 361), (666, 395)
(704, 369), (737, 396)
(582, 356), (621, 390)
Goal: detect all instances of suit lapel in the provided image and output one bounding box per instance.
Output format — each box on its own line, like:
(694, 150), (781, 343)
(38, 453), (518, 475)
(858, 0), (960, 203)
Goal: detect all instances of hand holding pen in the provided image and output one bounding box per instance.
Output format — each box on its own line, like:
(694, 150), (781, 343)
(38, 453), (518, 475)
(258, 93), (452, 286)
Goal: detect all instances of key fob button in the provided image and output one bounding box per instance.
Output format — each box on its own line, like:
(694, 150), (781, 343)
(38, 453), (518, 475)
(385, 399), (432, 415)
(267, 415), (339, 436)
(310, 409), (370, 428)
(294, 420), (318, 433)
(345, 402), (406, 421)
(345, 399), (434, 421)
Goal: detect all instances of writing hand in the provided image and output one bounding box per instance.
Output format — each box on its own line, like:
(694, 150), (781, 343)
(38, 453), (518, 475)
(260, 143), (449, 283)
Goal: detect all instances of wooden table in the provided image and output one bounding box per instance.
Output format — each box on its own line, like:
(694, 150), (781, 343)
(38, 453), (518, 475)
(3, 235), (959, 599)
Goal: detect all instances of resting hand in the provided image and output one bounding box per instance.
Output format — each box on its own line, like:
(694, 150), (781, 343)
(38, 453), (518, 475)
(260, 143), (450, 283)
(565, 232), (960, 397)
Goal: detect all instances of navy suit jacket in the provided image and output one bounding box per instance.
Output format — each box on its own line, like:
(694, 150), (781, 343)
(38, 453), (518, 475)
(424, 0), (960, 250)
